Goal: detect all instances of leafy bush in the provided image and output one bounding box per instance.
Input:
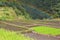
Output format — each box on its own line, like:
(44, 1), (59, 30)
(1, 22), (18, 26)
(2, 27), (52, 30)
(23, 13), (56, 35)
(0, 7), (17, 21)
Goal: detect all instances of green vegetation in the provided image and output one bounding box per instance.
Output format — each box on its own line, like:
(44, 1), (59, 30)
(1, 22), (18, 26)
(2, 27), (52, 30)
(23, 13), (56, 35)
(31, 26), (60, 36)
(0, 0), (60, 20)
(52, 2), (60, 18)
(0, 7), (17, 21)
(0, 29), (33, 40)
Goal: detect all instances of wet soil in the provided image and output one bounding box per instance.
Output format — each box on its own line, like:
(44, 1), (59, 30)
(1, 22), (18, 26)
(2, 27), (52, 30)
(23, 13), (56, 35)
(0, 21), (60, 40)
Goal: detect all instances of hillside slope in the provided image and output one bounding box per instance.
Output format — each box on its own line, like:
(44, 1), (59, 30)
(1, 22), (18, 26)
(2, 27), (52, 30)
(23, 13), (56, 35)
(0, 0), (60, 20)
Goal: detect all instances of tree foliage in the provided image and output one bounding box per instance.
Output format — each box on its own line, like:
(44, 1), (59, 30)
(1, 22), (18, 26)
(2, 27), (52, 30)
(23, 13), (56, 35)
(0, 0), (60, 20)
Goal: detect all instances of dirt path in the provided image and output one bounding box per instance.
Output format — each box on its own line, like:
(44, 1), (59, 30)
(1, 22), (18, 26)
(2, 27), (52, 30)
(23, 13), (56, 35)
(2, 20), (60, 28)
(23, 32), (60, 40)
(0, 21), (60, 40)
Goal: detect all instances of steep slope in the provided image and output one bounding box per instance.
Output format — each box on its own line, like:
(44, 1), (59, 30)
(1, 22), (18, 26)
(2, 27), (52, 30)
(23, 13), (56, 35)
(0, 0), (60, 20)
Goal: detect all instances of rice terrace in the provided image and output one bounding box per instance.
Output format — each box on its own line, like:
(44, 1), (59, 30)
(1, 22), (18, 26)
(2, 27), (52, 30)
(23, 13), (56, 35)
(0, 0), (60, 40)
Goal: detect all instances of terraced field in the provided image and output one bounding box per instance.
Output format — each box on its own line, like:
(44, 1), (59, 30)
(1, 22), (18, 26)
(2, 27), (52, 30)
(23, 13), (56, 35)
(0, 20), (60, 40)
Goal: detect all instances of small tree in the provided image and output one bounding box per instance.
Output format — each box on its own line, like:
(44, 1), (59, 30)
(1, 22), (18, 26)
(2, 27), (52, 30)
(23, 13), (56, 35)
(52, 3), (60, 18)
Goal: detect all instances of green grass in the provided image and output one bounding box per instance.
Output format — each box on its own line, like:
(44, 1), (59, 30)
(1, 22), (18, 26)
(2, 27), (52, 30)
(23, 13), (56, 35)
(31, 26), (60, 36)
(0, 29), (33, 40)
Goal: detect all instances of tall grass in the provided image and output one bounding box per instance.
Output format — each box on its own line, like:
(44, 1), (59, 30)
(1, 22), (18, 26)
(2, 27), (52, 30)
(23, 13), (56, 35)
(0, 29), (34, 40)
